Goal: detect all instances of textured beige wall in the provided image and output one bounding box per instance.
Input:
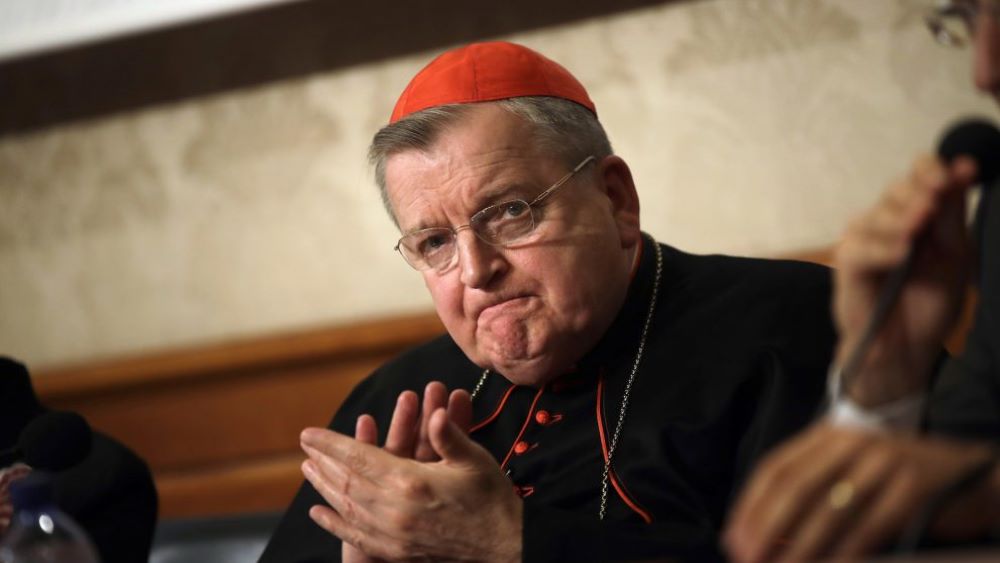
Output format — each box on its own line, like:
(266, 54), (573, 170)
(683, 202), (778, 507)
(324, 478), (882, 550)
(1, 0), (997, 367)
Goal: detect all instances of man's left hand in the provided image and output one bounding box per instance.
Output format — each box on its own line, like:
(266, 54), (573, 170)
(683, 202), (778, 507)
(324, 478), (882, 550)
(301, 408), (522, 562)
(724, 424), (1000, 563)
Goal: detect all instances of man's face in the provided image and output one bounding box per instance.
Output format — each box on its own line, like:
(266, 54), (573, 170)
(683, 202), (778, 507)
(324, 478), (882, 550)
(384, 104), (639, 387)
(972, 0), (1000, 97)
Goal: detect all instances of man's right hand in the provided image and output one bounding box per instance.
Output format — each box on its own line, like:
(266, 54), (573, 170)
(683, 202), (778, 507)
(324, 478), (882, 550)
(342, 381), (473, 562)
(833, 154), (977, 407)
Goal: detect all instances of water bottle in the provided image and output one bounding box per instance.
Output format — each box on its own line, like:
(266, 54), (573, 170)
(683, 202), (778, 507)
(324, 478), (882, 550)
(0, 473), (100, 563)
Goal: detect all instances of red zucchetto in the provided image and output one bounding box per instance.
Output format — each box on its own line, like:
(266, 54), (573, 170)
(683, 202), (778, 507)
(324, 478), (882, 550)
(389, 41), (596, 124)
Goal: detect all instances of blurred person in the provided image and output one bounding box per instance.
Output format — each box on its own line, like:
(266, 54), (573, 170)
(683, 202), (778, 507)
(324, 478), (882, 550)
(726, 2), (1000, 561)
(260, 41), (837, 562)
(0, 357), (158, 563)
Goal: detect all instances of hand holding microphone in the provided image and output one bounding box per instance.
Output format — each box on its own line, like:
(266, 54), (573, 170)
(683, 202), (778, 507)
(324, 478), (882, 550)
(833, 119), (1000, 407)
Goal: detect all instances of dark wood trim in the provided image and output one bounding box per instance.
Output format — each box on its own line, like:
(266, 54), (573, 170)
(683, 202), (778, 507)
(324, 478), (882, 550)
(0, 0), (675, 136)
(34, 312), (445, 517)
(34, 313), (444, 398)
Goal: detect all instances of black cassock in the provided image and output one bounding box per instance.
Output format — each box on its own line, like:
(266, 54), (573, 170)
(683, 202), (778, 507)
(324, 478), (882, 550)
(260, 235), (836, 562)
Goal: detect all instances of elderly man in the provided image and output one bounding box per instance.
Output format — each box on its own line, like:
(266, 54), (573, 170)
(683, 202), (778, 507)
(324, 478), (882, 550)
(260, 41), (835, 562)
(726, 2), (1000, 562)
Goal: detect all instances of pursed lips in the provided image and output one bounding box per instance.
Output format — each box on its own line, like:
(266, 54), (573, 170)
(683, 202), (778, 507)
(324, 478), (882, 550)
(471, 294), (533, 320)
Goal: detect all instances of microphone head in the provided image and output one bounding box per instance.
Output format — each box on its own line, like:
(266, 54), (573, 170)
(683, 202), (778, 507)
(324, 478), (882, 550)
(937, 118), (1000, 186)
(20, 411), (93, 471)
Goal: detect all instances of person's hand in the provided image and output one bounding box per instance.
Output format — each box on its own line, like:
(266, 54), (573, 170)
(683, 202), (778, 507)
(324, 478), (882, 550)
(307, 408), (520, 562)
(724, 424), (1000, 563)
(834, 154), (977, 406)
(382, 381), (473, 462)
(341, 382), (473, 562)
(0, 464), (32, 537)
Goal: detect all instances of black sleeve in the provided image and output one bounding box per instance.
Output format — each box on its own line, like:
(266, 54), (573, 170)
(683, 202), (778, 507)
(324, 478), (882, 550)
(731, 263), (836, 496)
(926, 182), (1000, 441)
(258, 381), (375, 563)
(260, 336), (474, 563)
(926, 293), (1000, 440)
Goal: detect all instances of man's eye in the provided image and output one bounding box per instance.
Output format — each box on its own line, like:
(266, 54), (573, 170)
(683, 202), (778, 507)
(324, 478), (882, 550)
(500, 202), (529, 219)
(419, 234), (450, 255)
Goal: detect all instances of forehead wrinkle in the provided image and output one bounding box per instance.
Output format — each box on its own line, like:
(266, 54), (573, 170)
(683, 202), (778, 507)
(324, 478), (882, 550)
(391, 150), (542, 233)
(386, 105), (551, 233)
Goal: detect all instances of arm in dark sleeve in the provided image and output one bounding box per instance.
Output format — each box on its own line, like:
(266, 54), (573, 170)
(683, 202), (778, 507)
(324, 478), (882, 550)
(260, 337), (475, 562)
(258, 402), (362, 563)
(731, 264), (836, 496)
(927, 184), (1000, 442)
(927, 303), (1000, 440)
(260, 371), (403, 563)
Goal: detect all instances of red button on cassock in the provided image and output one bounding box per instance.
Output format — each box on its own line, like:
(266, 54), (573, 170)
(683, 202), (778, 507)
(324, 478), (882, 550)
(535, 410), (551, 425)
(513, 440), (530, 455)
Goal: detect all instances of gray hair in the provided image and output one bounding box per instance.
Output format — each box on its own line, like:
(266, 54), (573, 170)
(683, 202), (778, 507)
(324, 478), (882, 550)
(368, 96), (614, 226)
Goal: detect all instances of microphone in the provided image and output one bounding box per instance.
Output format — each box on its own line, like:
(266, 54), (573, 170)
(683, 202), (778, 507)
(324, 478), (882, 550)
(838, 118), (1000, 391)
(0, 411), (93, 471)
(937, 118), (1000, 185)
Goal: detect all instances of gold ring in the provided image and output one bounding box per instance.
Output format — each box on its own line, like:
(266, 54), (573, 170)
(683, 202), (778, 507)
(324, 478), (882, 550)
(828, 480), (855, 510)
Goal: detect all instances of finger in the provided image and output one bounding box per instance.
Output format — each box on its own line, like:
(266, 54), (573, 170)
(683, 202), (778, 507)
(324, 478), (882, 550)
(725, 427), (867, 563)
(910, 156), (975, 253)
(356, 415), (378, 446)
(833, 469), (915, 558)
(727, 426), (830, 540)
(301, 427), (396, 482)
(303, 444), (386, 509)
(303, 458), (354, 519)
(416, 382), (449, 461)
(910, 154), (977, 195)
(448, 389), (473, 433)
(910, 154), (950, 197)
(948, 155), (978, 186)
(385, 391), (420, 457)
(835, 215), (912, 276)
(309, 504), (389, 561)
(428, 407), (487, 466)
(869, 185), (933, 246)
(774, 437), (896, 562)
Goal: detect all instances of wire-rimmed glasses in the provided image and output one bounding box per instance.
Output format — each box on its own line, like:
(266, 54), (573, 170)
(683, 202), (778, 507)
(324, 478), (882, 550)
(394, 155), (597, 272)
(926, 0), (1000, 47)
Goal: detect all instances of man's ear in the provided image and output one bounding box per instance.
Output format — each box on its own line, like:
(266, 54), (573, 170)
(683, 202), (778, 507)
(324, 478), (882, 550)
(598, 156), (641, 249)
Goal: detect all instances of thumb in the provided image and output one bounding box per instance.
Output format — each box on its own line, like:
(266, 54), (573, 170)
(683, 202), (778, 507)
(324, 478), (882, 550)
(933, 159), (974, 252)
(428, 407), (482, 466)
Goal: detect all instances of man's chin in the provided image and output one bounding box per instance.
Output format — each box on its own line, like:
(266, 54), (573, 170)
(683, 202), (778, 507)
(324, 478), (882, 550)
(479, 349), (567, 388)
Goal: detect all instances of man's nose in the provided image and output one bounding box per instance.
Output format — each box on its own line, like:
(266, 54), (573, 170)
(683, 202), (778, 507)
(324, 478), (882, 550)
(456, 230), (506, 289)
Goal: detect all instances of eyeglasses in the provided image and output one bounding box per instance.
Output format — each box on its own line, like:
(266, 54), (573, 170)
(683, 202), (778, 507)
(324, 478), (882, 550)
(926, 0), (1000, 47)
(394, 155), (597, 272)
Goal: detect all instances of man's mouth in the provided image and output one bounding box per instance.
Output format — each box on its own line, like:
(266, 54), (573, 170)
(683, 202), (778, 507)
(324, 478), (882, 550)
(477, 295), (532, 319)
